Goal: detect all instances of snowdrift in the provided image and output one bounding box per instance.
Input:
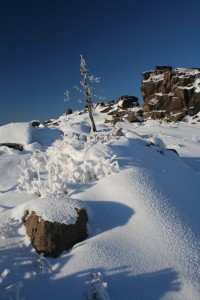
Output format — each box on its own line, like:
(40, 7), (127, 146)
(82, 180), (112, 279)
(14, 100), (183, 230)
(0, 108), (199, 300)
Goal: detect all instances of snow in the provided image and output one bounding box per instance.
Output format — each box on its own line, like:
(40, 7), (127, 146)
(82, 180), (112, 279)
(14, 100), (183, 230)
(194, 77), (200, 93)
(12, 195), (86, 225)
(175, 68), (200, 76)
(0, 108), (200, 300)
(143, 73), (164, 82)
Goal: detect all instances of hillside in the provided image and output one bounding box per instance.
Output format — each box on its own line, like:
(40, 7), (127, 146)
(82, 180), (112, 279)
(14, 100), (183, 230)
(0, 106), (200, 300)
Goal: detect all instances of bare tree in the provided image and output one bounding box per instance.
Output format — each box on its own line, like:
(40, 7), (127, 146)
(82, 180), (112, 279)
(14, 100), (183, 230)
(65, 55), (104, 132)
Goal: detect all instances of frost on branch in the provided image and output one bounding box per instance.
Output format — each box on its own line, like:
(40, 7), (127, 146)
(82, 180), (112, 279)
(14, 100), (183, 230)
(64, 55), (105, 132)
(18, 134), (119, 197)
(86, 272), (110, 300)
(33, 254), (52, 273)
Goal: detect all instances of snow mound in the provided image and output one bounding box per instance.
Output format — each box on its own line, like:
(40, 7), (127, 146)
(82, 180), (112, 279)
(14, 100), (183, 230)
(0, 122), (33, 145)
(32, 127), (63, 147)
(12, 195), (86, 225)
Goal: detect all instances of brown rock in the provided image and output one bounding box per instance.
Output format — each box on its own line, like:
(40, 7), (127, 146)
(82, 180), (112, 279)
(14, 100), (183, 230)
(112, 116), (124, 125)
(125, 112), (140, 123)
(23, 208), (88, 258)
(141, 81), (155, 96)
(192, 92), (200, 115)
(115, 110), (127, 117)
(142, 71), (154, 80)
(168, 112), (185, 122)
(104, 119), (112, 124)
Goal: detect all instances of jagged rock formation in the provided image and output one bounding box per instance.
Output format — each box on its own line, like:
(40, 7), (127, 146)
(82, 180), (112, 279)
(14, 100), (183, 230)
(141, 66), (200, 121)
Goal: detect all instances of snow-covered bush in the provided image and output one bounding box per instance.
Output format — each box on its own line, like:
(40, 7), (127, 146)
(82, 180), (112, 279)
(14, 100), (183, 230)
(18, 134), (119, 197)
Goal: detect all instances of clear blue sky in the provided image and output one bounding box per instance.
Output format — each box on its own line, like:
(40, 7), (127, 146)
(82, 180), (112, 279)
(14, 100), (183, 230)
(1, 0), (200, 124)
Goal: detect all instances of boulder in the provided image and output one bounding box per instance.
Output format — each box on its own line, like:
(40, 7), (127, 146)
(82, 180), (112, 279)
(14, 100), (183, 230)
(22, 196), (88, 258)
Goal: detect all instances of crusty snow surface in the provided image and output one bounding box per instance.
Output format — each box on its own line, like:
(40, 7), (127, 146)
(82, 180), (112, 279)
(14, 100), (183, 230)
(0, 108), (200, 300)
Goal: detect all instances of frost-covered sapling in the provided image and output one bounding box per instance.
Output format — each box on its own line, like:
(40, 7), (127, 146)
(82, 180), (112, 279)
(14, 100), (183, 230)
(65, 55), (105, 132)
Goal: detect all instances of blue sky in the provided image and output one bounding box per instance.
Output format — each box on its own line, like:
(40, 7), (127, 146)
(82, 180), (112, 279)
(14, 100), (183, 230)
(1, 0), (200, 124)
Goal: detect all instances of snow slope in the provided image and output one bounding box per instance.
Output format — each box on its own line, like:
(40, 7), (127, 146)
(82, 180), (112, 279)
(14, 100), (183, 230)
(0, 108), (199, 300)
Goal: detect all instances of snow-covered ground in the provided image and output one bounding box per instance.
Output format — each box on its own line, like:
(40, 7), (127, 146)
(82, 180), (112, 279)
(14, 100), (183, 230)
(0, 107), (200, 300)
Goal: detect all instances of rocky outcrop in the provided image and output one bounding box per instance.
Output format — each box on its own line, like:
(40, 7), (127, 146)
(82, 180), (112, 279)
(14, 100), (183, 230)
(23, 207), (88, 258)
(100, 95), (143, 125)
(141, 66), (200, 121)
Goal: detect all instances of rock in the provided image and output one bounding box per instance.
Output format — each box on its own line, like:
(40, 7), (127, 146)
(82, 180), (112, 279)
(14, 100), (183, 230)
(0, 143), (23, 151)
(22, 198), (88, 258)
(112, 116), (124, 125)
(115, 110), (128, 117)
(141, 66), (200, 120)
(168, 112), (186, 122)
(31, 121), (40, 127)
(142, 70), (154, 80)
(117, 95), (139, 109)
(104, 118), (112, 124)
(125, 111), (142, 123)
(100, 106), (113, 113)
(65, 108), (73, 115)
(107, 109), (118, 116)
(43, 119), (54, 126)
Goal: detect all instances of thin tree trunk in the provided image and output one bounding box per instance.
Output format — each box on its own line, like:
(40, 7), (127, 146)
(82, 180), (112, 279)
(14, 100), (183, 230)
(88, 104), (97, 132)
(81, 60), (97, 132)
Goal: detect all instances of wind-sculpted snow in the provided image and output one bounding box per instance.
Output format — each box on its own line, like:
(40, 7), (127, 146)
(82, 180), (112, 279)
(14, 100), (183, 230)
(75, 146), (200, 299)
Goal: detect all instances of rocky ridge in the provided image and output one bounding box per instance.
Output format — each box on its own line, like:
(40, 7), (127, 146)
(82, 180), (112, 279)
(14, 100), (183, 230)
(141, 66), (200, 121)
